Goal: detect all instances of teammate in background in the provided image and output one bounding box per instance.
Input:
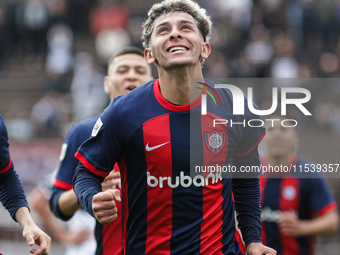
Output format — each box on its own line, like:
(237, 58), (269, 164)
(260, 114), (339, 255)
(50, 47), (153, 255)
(0, 115), (51, 255)
(73, 0), (276, 254)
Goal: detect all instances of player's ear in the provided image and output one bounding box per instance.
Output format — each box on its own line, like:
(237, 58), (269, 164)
(200, 42), (211, 60)
(104, 76), (111, 94)
(144, 48), (156, 64)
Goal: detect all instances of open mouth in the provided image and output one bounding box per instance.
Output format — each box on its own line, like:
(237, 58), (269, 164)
(167, 46), (189, 53)
(126, 85), (137, 91)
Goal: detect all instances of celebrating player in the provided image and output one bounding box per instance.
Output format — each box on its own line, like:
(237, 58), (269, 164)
(73, 0), (276, 254)
(0, 115), (51, 255)
(50, 47), (153, 255)
(260, 114), (339, 255)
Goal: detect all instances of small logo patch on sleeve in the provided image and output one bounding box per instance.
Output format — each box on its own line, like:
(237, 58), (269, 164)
(59, 143), (68, 161)
(92, 117), (103, 137)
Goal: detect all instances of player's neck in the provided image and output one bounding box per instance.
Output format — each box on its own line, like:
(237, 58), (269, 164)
(158, 65), (203, 105)
(267, 154), (291, 167)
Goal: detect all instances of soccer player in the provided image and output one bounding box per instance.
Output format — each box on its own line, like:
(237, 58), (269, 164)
(73, 0), (276, 254)
(0, 115), (51, 255)
(260, 114), (339, 255)
(50, 46), (153, 255)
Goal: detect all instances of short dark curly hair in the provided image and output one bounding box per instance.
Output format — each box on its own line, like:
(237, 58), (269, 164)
(142, 0), (212, 49)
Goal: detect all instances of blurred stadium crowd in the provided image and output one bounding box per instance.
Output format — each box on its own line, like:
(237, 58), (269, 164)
(1, 0), (340, 138)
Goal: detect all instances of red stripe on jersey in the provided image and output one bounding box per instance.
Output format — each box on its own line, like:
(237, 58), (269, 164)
(143, 114), (172, 254)
(102, 221), (123, 255)
(119, 157), (129, 253)
(259, 177), (268, 246)
(0, 156), (12, 174)
(233, 230), (245, 254)
(200, 113), (228, 254)
(234, 131), (266, 157)
(153, 79), (202, 112)
(53, 179), (73, 190)
(279, 177), (300, 255)
(75, 151), (109, 177)
(102, 171), (123, 255)
(318, 202), (337, 216)
(201, 184), (224, 254)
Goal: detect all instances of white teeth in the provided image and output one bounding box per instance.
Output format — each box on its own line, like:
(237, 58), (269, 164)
(169, 46), (187, 53)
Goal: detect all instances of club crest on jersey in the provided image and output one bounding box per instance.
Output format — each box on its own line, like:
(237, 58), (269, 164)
(282, 185), (297, 201)
(204, 130), (226, 155)
(92, 117), (103, 137)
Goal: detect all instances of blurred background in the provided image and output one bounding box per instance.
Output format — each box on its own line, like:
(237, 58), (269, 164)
(0, 0), (340, 254)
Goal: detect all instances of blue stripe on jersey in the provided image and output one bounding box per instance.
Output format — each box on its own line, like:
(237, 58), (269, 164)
(124, 126), (148, 254)
(170, 113), (202, 255)
(263, 178), (282, 254)
(95, 223), (104, 255)
(222, 179), (239, 254)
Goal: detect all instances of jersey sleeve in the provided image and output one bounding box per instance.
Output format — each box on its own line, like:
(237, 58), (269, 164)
(75, 97), (125, 177)
(308, 177), (337, 216)
(231, 101), (264, 245)
(0, 116), (12, 173)
(54, 125), (88, 190)
(73, 98), (125, 218)
(0, 116), (29, 220)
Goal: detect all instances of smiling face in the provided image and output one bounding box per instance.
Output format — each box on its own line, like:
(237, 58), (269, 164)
(104, 53), (152, 100)
(144, 12), (210, 71)
(263, 116), (299, 158)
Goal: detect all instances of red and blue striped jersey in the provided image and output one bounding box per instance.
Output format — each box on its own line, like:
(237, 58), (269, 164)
(260, 155), (337, 255)
(74, 79), (265, 254)
(0, 115), (29, 220)
(50, 116), (123, 255)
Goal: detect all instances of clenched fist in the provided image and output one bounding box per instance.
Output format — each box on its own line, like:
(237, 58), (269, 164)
(92, 189), (121, 224)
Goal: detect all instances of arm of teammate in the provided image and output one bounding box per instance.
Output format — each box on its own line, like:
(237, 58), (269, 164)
(57, 189), (81, 217)
(73, 163), (121, 224)
(0, 167), (29, 220)
(15, 207), (51, 255)
(29, 186), (89, 245)
(278, 209), (339, 237)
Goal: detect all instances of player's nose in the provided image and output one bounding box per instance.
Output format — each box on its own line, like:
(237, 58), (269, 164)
(170, 27), (183, 40)
(126, 69), (137, 80)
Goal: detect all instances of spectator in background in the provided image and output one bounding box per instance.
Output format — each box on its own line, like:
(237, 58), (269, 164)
(15, 0), (49, 56)
(90, 0), (131, 65)
(70, 52), (107, 122)
(271, 33), (299, 79)
(45, 23), (74, 93)
(47, 0), (72, 28)
(244, 24), (273, 77)
(89, 0), (129, 36)
(30, 89), (69, 137)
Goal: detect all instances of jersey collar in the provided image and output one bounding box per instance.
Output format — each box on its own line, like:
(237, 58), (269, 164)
(153, 79), (203, 112)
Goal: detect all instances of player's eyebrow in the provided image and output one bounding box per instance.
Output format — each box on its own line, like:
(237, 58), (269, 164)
(155, 19), (195, 30)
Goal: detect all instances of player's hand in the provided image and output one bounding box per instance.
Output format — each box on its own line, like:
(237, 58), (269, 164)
(246, 242), (276, 255)
(102, 170), (121, 191)
(22, 223), (51, 255)
(278, 210), (304, 237)
(92, 189), (121, 224)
